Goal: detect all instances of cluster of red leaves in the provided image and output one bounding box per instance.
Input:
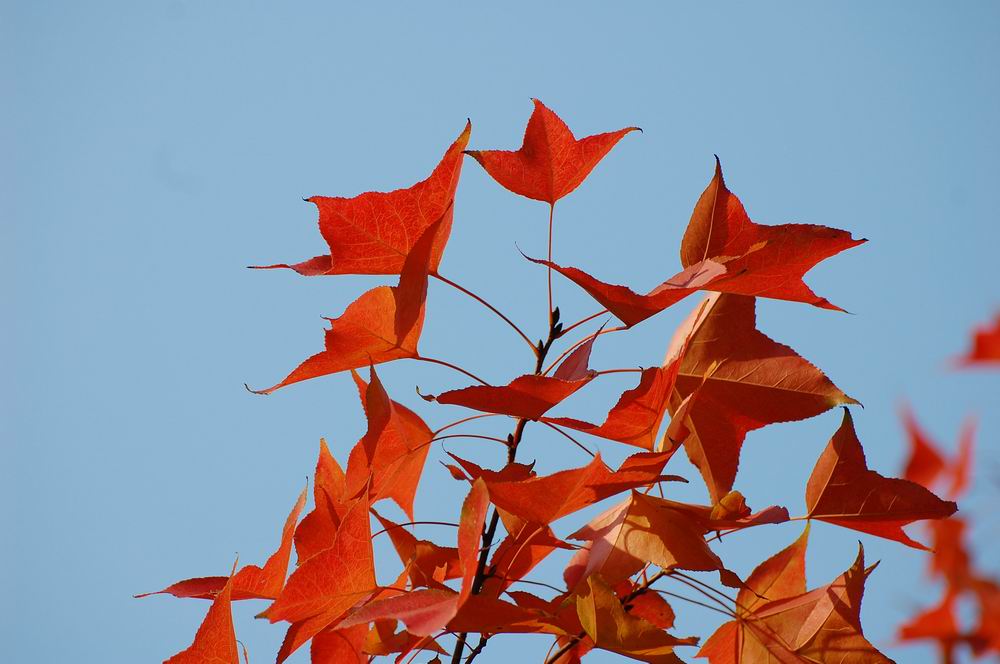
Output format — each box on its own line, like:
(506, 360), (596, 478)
(144, 100), (979, 664)
(896, 406), (1000, 661)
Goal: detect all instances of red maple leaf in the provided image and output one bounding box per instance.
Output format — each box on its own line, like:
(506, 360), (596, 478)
(466, 99), (638, 204)
(258, 122), (470, 276)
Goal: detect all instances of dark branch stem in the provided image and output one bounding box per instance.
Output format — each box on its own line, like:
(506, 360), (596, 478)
(464, 634), (489, 662)
(451, 312), (560, 664)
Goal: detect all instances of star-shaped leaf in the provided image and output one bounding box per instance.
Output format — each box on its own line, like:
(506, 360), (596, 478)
(138, 488), (307, 601)
(666, 293), (857, 502)
(258, 122), (470, 276)
(164, 573), (240, 664)
(805, 409), (957, 550)
(698, 540), (892, 663)
(251, 217), (442, 394)
(467, 99), (638, 203)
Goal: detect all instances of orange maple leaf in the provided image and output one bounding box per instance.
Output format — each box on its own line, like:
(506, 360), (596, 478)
(421, 329), (598, 419)
(138, 488), (307, 601)
(345, 365), (433, 519)
(258, 122), (470, 276)
(565, 491), (741, 591)
(467, 99), (638, 204)
(164, 573), (240, 664)
(265, 493), (376, 662)
(251, 216), (442, 394)
(698, 532), (892, 663)
(806, 409), (957, 549)
(666, 293), (857, 503)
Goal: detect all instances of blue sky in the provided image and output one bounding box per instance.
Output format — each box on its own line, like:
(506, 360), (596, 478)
(4, 2), (999, 662)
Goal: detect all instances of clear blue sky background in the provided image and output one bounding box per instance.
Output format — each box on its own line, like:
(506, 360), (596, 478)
(4, 2), (999, 662)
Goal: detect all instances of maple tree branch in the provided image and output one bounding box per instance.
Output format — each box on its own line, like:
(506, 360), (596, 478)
(433, 272), (538, 354)
(452, 313), (561, 664)
(464, 634), (489, 662)
(413, 355), (491, 386)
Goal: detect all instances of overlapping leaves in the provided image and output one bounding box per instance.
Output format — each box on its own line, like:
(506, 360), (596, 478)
(146, 102), (970, 664)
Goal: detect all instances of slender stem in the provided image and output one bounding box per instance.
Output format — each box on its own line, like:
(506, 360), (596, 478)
(595, 367), (644, 376)
(542, 640), (561, 664)
(559, 309), (609, 337)
(371, 520), (459, 538)
(402, 632), (449, 664)
(433, 272), (537, 354)
(489, 523), (546, 592)
(414, 355), (490, 386)
(542, 325), (626, 376)
(431, 433), (510, 447)
(664, 572), (737, 617)
(433, 413), (502, 436)
(547, 203), (555, 322)
(505, 578), (565, 593)
(452, 312), (561, 664)
(704, 525), (755, 543)
(652, 588), (736, 618)
(541, 421), (596, 457)
(671, 570), (737, 604)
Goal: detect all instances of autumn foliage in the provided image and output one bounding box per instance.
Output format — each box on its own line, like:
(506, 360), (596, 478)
(141, 100), (997, 663)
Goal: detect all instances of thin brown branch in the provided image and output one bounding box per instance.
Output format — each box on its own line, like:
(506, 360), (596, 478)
(541, 421), (596, 457)
(433, 413), (503, 436)
(431, 433), (510, 447)
(452, 309), (562, 664)
(371, 520), (459, 539)
(433, 272), (537, 354)
(414, 355), (491, 386)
